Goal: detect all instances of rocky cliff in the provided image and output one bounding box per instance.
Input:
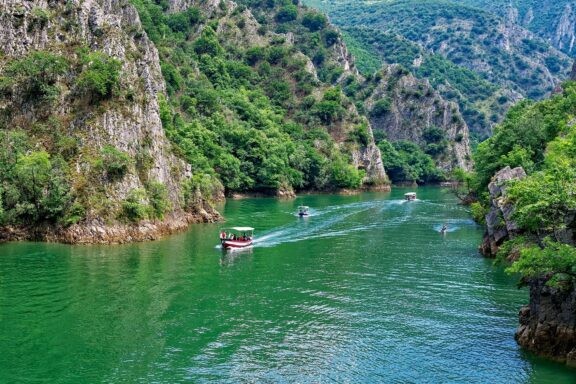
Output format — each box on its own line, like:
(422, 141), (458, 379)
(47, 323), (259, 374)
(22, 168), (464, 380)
(365, 65), (473, 172)
(516, 279), (576, 367)
(0, 0), (220, 243)
(479, 166), (526, 257)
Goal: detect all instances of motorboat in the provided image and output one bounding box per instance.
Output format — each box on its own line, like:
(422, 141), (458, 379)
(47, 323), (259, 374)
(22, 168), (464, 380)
(297, 206), (310, 217)
(219, 227), (254, 250)
(404, 192), (417, 201)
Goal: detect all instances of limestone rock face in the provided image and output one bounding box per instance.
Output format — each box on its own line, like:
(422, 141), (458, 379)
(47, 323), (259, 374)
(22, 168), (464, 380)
(480, 166), (526, 257)
(516, 279), (576, 367)
(0, 0), (220, 243)
(366, 65), (473, 172)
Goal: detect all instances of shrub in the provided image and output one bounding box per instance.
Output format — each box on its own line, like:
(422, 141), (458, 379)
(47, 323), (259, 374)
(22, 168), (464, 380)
(245, 47), (265, 65)
(101, 145), (132, 181)
(147, 181), (171, 219)
(76, 51), (121, 99)
(276, 4), (298, 22)
(121, 189), (149, 222)
(30, 7), (50, 29)
(422, 126), (446, 143)
(371, 98), (392, 117)
(324, 30), (339, 47)
(302, 12), (327, 31)
(330, 159), (363, 189)
(193, 27), (223, 56)
(4, 51), (68, 102)
(470, 202), (486, 224)
(349, 123), (370, 146)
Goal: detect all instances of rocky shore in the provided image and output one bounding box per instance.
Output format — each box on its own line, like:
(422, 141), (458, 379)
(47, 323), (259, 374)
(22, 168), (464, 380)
(479, 165), (576, 366)
(0, 206), (221, 245)
(516, 279), (576, 367)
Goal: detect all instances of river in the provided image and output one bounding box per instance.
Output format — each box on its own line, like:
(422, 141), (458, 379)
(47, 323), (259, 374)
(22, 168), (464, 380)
(0, 187), (575, 383)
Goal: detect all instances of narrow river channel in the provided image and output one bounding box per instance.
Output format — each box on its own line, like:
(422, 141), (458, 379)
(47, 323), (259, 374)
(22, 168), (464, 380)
(1, 187), (575, 383)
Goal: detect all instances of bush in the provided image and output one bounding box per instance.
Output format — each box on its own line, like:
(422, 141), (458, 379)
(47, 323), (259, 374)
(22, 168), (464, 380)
(302, 12), (327, 31)
(371, 98), (392, 117)
(147, 181), (171, 219)
(470, 202), (486, 224)
(101, 145), (132, 181)
(349, 123), (370, 146)
(76, 51), (121, 99)
(4, 51), (68, 102)
(330, 159), (363, 189)
(193, 27), (223, 56)
(507, 240), (576, 289)
(422, 126), (446, 143)
(324, 30), (339, 47)
(121, 189), (149, 222)
(276, 4), (298, 22)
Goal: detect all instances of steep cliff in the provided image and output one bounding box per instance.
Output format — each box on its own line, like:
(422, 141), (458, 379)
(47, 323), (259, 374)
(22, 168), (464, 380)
(516, 279), (576, 367)
(479, 166), (526, 257)
(306, 0), (572, 140)
(452, 0), (576, 56)
(0, 0), (220, 243)
(130, 0), (389, 195)
(364, 65), (472, 172)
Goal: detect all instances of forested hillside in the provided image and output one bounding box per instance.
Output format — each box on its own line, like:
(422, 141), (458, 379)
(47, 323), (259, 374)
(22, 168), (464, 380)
(306, 0), (571, 140)
(466, 81), (576, 365)
(453, 0), (576, 56)
(0, 0), (474, 241)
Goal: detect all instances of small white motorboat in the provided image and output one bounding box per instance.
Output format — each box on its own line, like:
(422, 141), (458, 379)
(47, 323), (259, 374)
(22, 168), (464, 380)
(297, 206), (310, 217)
(404, 192), (417, 201)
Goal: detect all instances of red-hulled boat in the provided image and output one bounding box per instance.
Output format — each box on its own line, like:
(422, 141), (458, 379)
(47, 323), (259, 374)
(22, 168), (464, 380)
(219, 227), (254, 250)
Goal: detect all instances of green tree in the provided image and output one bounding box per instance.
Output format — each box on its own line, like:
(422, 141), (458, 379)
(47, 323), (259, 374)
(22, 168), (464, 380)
(276, 4), (298, 22)
(193, 27), (223, 56)
(101, 145), (132, 181)
(508, 240), (576, 289)
(4, 51), (68, 102)
(76, 51), (122, 99)
(302, 12), (327, 31)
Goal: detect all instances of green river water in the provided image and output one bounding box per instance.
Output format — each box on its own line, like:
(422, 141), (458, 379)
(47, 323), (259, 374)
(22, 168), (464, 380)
(1, 187), (575, 383)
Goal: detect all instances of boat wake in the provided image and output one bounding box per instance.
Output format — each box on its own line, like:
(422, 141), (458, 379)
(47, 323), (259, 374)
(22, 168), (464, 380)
(254, 200), (407, 248)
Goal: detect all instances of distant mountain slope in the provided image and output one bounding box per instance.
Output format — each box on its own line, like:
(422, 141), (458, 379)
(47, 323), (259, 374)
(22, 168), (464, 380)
(305, 0), (572, 140)
(452, 0), (576, 56)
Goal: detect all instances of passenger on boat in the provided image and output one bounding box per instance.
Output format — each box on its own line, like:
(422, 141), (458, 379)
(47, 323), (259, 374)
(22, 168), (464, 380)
(220, 231), (227, 240)
(230, 233), (236, 240)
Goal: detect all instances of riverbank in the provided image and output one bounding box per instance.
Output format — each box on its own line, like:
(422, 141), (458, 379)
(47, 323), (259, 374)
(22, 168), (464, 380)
(0, 207), (221, 245)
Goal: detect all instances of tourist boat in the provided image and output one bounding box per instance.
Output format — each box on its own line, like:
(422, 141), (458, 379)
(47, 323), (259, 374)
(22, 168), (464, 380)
(404, 192), (417, 201)
(219, 227), (254, 250)
(297, 206), (310, 217)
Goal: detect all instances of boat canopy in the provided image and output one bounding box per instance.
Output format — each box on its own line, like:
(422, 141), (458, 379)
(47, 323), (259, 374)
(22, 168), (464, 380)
(224, 227), (254, 232)
(405, 192), (416, 196)
(298, 206), (309, 209)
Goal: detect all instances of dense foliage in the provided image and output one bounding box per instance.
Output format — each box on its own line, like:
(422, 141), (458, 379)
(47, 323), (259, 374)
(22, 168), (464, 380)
(131, 0), (380, 196)
(451, 0), (576, 55)
(305, 0), (570, 141)
(0, 47), (169, 226)
(377, 139), (444, 183)
(473, 82), (576, 288)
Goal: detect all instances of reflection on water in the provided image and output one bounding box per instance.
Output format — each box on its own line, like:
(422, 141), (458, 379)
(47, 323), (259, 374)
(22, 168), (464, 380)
(0, 187), (575, 383)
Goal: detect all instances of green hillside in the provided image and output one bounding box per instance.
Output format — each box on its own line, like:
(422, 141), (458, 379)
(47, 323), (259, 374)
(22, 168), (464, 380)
(305, 0), (571, 140)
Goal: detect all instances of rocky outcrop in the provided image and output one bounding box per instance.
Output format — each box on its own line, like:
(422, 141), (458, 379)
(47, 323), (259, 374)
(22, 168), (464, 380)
(0, 0), (221, 243)
(0, 206), (220, 245)
(516, 279), (576, 367)
(366, 65), (472, 172)
(479, 166), (526, 257)
(553, 4), (576, 56)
